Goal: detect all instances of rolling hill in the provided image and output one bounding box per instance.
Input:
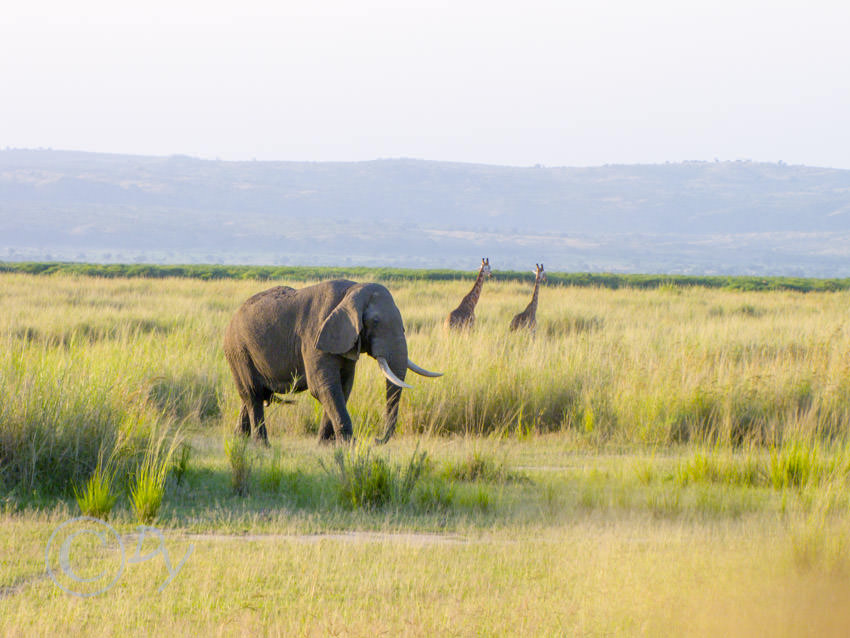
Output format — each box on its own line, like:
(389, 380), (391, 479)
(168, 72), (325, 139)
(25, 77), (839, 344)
(2, 149), (850, 275)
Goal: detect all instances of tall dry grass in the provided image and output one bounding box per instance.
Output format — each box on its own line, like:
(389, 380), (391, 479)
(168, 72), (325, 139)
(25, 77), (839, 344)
(2, 272), (849, 495)
(349, 278), (850, 446)
(0, 275), (225, 496)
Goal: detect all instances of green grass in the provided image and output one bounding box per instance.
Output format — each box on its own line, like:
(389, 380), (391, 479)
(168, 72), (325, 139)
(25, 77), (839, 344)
(171, 444), (191, 487)
(3, 437), (850, 636)
(223, 436), (252, 496)
(74, 464), (118, 520)
(4, 269), (850, 497)
(768, 441), (831, 490)
(128, 427), (183, 524)
(3, 260), (850, 291)
(673, 450), (763, 487)
(3, 270), (850, 634)
(256, 448), (284, 493)
(439, 449), (523, 483)
(129, 465), (166, 525)
(322, 444), (429, 510)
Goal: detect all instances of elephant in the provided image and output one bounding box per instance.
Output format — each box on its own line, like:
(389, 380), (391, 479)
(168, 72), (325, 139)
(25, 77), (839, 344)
(223, 279), (441, 444)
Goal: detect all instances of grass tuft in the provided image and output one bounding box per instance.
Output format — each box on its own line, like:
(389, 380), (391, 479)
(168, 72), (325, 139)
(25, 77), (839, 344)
(674, 450), (763, 488)
(769, 442), (821, 490)
(172, 443), (192, 487)
(74, 464), (118, 520)
(414, 479), (456, 512)
(441, 450), (523, 483)
(323, 444), (429, 510)
(128, 425), (182, 524)
(258, 449), (284, 493)
(129, 463), (166, 525)
(224, 436), (253, 496)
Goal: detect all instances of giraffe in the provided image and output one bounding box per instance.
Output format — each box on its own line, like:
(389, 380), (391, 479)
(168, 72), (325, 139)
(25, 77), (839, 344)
(510, 263), (546, 331)
(444, 258), (492, 330)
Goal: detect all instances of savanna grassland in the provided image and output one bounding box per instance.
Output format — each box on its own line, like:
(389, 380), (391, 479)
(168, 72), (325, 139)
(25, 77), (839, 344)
(2, 270), (850, 637)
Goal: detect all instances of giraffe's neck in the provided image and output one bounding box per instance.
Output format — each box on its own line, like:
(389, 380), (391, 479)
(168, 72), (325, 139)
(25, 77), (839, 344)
(524, 277), (540, 316)
(458, 268), (487, 313)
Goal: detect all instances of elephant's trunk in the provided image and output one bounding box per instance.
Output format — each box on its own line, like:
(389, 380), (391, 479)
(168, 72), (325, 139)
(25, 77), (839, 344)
(376, 351), (408, 444)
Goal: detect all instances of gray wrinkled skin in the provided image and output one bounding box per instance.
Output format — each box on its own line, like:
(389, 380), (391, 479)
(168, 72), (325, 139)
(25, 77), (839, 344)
(224, 280), (410, 444)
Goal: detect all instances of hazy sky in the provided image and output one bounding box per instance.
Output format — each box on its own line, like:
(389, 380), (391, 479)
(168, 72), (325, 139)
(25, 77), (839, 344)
(3, 0), (850, 168)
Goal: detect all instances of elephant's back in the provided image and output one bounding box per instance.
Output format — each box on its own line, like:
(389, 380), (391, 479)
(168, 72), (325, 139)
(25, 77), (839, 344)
(224, 285), (303, 384)
(225, 280), (358, 344)
(225, 286), (297, 349)
(242, 280), (357, 308)
(242, 285), (297, 308)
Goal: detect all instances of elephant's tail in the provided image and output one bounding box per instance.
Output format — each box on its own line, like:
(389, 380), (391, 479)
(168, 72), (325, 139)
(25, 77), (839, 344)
(266, 394), (296, 406)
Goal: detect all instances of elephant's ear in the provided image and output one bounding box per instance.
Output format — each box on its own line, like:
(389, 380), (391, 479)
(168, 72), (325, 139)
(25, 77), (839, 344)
(316, 285), (373, 359)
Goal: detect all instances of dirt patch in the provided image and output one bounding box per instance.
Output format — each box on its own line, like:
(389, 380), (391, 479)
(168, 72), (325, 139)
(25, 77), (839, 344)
(0, 574), (49, 599)
(184, 531), (468, 545)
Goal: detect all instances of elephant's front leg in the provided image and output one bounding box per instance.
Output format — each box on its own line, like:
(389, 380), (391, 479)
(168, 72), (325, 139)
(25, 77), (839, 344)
(317, 412), (335, 442)
(312, 363), (355, 442)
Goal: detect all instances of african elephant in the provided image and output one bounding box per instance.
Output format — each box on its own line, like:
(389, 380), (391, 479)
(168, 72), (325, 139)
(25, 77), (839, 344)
(224, 280), (441, 444)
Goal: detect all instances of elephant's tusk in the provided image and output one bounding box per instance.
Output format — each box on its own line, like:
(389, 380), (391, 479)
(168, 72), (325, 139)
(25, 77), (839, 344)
(407, 359), (442, 377)
(377, 357), (413, 389)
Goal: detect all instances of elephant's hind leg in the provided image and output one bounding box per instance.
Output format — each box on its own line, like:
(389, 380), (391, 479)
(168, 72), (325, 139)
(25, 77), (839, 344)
(248, 398), (269, 445)
(237, 404), (251, 436)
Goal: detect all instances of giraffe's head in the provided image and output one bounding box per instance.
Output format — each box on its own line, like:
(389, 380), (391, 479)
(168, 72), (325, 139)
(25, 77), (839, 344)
(535, 263), (546, 283)
(480, 257), (492, 278)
